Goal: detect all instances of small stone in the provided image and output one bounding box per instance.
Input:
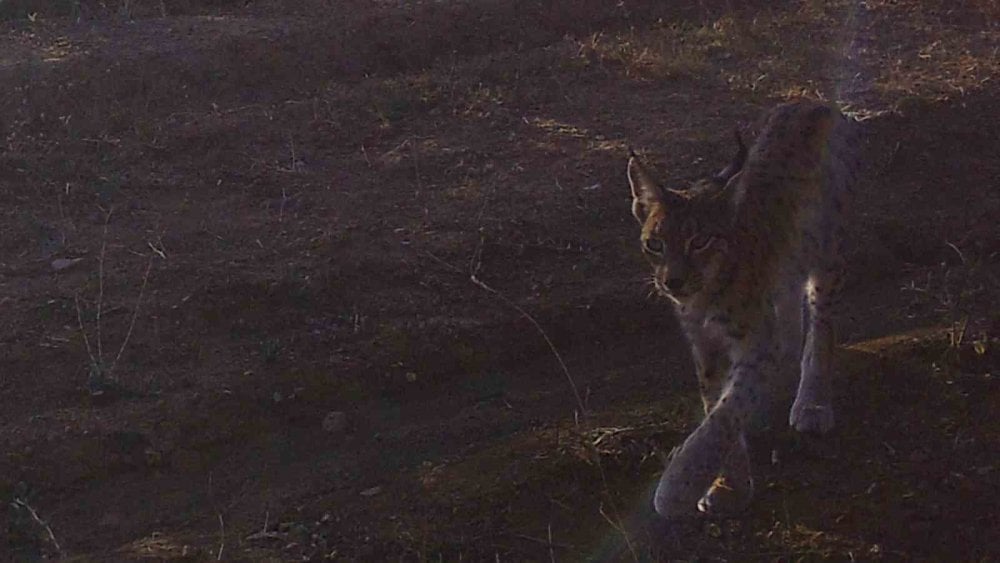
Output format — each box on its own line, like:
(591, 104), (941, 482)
(360, 486), (382, 497)
(51, 257), (84, 271)
(322, 411), (347, 434)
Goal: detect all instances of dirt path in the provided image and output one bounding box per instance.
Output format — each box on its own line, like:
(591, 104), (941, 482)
(1, 0), (998, 560)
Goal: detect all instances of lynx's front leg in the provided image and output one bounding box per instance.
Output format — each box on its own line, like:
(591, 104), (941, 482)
(655, 356), (769, 518)
(653, 409), (735, 518)
(688, 336), (753, 515)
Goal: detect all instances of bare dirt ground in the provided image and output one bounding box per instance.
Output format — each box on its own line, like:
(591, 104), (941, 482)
(1, 0), (998, 560)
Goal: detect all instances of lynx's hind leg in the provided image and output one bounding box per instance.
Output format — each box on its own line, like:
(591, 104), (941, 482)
(790, 262), (843, 434)
(790, 108), (856, 434)
(772, 281), (806, 414)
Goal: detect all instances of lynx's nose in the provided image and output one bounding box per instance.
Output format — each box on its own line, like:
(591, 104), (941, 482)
(665, 277), (685, 292)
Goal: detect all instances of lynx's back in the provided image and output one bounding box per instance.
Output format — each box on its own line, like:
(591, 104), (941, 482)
(707, 101), (858, 334)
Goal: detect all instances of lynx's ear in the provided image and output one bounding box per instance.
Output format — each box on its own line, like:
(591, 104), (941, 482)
(628, 154), (666, 223)
(712, 128), (748, 187)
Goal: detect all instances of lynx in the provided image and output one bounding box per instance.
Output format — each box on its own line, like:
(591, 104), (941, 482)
(627, 100), (859, 518)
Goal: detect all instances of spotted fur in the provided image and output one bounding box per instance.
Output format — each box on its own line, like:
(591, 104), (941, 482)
(627, 100), (860, 519)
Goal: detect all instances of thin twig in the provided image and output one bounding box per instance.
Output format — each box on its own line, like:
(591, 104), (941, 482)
(411, 138), (422, 192)
(107, 255), (154, 379)
(469, 235), (485, 278)
(951, 316), (969, 349)
(147, 240), (166, 259)
(217, 513), (225, 561)
(880, 141), (901, 177)
(598, 501), (638, 562)
(279, 186), (288, 223)
(13, 498), (62, 557)
(56, 184), (69, 246)
(470, 272), (586, 415)
(426, 239), (635, 559)
(945, 241), (966, 265)
(547, 523), (556, 563)
(382, 138), (411, 159)
(424, 244), (586, 416)
(425, 182), (639, 560)
(468, 241), (586, 417)
(509, 532), (573, 551)
(96, 207), (113, 365)
(423, 251), (463, 274)
(74, 293), (98, 372)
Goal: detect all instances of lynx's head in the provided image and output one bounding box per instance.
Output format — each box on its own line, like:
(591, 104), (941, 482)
(628, 133), (746, 301)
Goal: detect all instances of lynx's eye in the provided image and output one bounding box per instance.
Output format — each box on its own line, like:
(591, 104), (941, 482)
(642, 238), (665, 255)
(686, 234), (714, 254)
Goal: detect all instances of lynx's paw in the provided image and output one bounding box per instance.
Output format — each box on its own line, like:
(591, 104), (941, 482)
(697, 437), (753, 515)
(653, 417), (731, 519)
(697, 475), (755, 515)
(789, 399), (835, 434)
